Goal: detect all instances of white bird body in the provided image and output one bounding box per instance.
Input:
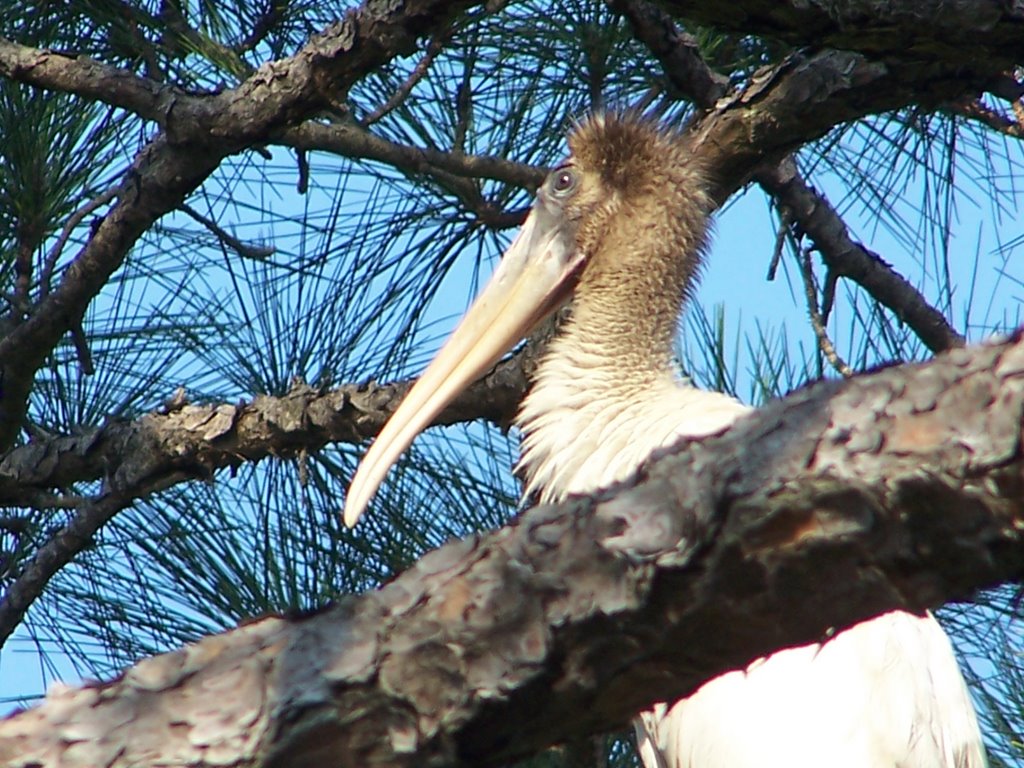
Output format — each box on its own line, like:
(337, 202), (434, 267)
(518, 326), (986, 768)
(636, 610), (982, 767)
(343, 113), (987, 767)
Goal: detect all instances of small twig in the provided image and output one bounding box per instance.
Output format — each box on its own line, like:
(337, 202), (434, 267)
(179, 203), (276, 261)
(40, 188), (119, 299)
(69, 319), (95, 376)
(821, 269), (838, 322)
(453, 65), (474, 152)
(306, 116), (517, 227)
(766, 203), (792, 281)
(798, 248), (854, 378)
(471, 203), (530, 230)
(2, 292), (32, 319)
(362, 32), (451, 126)
(296, 148), (310, 195)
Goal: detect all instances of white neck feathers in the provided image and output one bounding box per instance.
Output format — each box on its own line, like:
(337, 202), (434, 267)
(516, 329), (749, 504)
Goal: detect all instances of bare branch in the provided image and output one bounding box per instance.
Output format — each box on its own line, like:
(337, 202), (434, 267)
(3, 332), (1024, 767)
(0, 347), (534, 506)
(0, 135), (224, 448)
(755, 159), (967, 354)
(0, 37), (180, 122)
(610, 0), (728, 108)
(280, 118), (545, 226)
(797, 247), (854, 378)
(179, 203), (276, 261)
(0, 41), (989, 631)
(278, 120), (545, 190)
(362, 31), (451, 126)
(39, 188), (119, 298)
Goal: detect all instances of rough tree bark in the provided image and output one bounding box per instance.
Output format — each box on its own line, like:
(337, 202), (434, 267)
(2, 330), (1023, 768)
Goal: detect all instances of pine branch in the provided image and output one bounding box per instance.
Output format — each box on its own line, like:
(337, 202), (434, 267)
(278, 120), (545, 190)
(0, 2), (1016, 683)
(756, 159), (967, 353)
(361, 31), (452, 126)
(619, 11), (969, 355)
(0, 348), (533, 506)
(178, 203), (276, 261)
(3, 331), (1024, 767)
(0, 0), (484, 449)
(0, 346), (536, 647)
(0, 35), (994, 639)
(609, 0), (728, 108)
(0, 37), (178, 122)
(797, 245), (854, 377)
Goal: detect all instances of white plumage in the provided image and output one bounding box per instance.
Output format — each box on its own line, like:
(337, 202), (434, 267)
(344, 113), (987, 767)
(635, 609), (982, 767)
(518, 318), (985, 768)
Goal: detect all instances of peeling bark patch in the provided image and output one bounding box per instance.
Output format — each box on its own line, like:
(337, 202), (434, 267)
(742, 486), (879, 551)
(380, 641), (468, 734)
(886, 410), (953, 454)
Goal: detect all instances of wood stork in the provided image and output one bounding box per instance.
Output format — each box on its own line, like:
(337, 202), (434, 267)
(343, 113), (986, 767)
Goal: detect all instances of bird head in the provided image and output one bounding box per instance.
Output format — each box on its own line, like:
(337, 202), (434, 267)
(343, 113), (710, 527)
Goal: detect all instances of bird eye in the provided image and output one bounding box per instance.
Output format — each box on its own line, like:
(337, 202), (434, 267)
(551, 167), (577, 197)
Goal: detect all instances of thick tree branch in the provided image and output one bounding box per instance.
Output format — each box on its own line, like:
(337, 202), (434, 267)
(0, 348), (534, 506)
(3, 332), (1023, 767)
(660, 0), (1024, 74)
(0, 37), (181, 122)
(686, 48), (995, 202)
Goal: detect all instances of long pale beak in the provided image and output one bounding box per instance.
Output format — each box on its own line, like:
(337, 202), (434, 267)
(343, 195), (581, 527)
